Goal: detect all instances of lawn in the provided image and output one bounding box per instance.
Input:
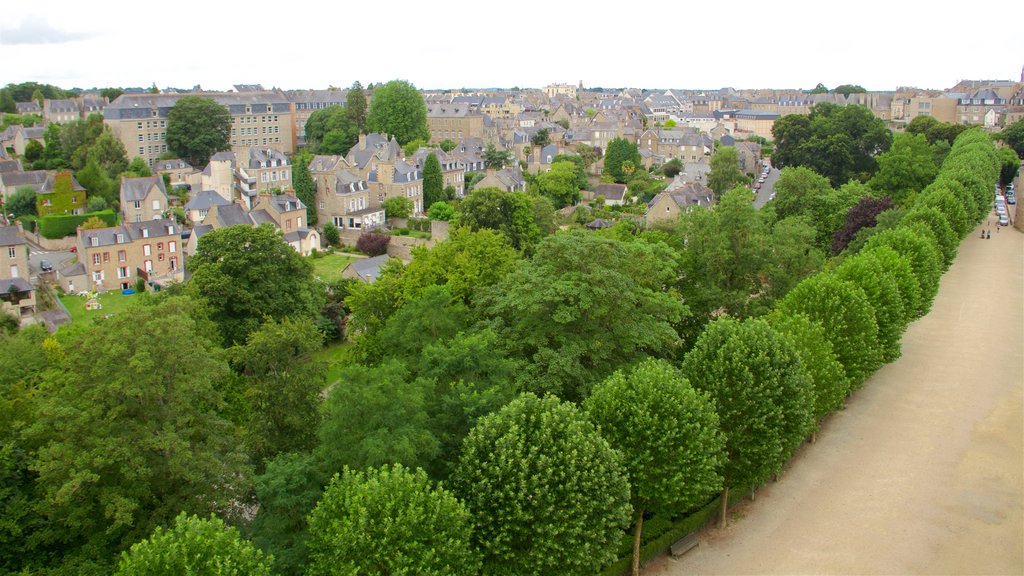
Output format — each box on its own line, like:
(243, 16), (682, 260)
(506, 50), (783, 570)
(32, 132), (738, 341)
(310, 253), (358, 283)
(313, 341), (355, 386)
(59, 290), (146, 326)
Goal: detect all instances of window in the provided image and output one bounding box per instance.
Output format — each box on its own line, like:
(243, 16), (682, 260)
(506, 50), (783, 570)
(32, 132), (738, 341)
(152, 199), (160, 211)
(143, 244), (151, 257)
(168, 241), (176, 253)
(118, 250), (126, 262)
(93, 271), (103, 282)
(90, 237), (99, 247)
(142, 228), (149, 238)
(8, 247), (16, 258)
(144, 260), (153, 273)
(103, 252), (110, 263)
(158, 253), (165, 261)
(93, 254), (101, 265)
(319, 201), (325, 210)
(169, 257), (177, 270)
(138, 134), (144, 142)
(157, 242), (164, 251)
(117, 266), (128, 279)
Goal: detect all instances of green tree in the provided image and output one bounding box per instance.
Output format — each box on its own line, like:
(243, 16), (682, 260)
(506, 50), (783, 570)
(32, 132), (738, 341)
(291, 154), (317, 226)
(0, 89), (15, 113)
(661, 158), (683, 178)
(479, 231), (686, 401)
(166, 96), (232, 167)
(31, 89), (44, 108)
(998, 117), (1024, 158)
(315, 360), (439, 475)
(868, 132), (938, 206)
(187, 224), (325, 345)
(604, 137), (642, 183)
(552, 153), (589, 190)
(427, 200), (454, 221)
(248, 453), (325, 576)
(584, 359), (724, 576)
(772, 166), (862, 248)
(383, 196), (413, 218)
(454, 187), (543, 252)
(834, 252), (907, 363)
(365, 80), (428, 145)
(321, 222), (340, 246)
(766, 311), (849, 424)
(681, 317), (814, 526)
(776, 273), (883, 385)
(28, 298), (249, 567)
(115, 513), (272, 576)
(454, 394), (631, 576)
(23, 139), (43, 163)
(900, 206), (958, 268)
(6, 187), (38, 218)
(345, 81), (367, 132)
(87, 130), (129, 178)
(530, 127), (551, 148)
(997, 146), (1020, 188)
(124, 156), (152, 178)
(438, 138), (456, 152)
(533, 160), (581, 207)
(422, 152), (444, 209)
(306, 465), (479, 576)
(861, 226), (943, 315)
(707, 146), (746, 195)
(483, 143), (512, 169)
(100, 87), (125, 102)
(75, 158), (115, 207)
(832, 84), (867, 96)
(233, 318), (325, 468)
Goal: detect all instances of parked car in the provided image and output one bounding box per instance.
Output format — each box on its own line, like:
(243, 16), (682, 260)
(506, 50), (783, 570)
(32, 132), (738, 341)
(998, 213), (1009, 226)
(1008, 192), (1016, 205)
(40, 260), (53, 272)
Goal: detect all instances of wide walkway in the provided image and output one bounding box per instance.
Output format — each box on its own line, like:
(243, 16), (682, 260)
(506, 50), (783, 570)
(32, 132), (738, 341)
(647, 223), (1023, 575)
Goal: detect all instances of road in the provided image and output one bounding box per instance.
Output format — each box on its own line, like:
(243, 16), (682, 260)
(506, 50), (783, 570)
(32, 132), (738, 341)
(752, 166), (779, 208)
(645, 223), (1024, 575)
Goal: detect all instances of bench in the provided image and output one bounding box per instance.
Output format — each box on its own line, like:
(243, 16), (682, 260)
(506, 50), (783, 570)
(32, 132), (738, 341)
(670, 533), (699, 558)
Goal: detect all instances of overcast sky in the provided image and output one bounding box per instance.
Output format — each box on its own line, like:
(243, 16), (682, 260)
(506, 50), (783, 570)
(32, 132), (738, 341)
(2, 0), (1022, 93)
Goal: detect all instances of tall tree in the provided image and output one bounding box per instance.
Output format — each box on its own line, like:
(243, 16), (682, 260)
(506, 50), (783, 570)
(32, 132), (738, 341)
(681, 317), (814, 527)
(186, 224), (324, 345)
(345, 81), (367, 133)
(233, 318), (325, 468)
(834, 252), (907, 363)
(604, 137), (642, 183)
(454, 394), (631, 576)
(27, 298), (250, 568)
(533, 159), (581, 207)
(166, 96), (232, 168)
(86, 130), (129, 179)
(454, 187), (544, 253)
(707, 146), (746, 195)
(584, 359), (724, 576)
(422, 152), (444, 210)
(766, 311), (849, 425)
(365, 80), (428, 145)
(860, 226), (943, 315)
(482, 143), (512, 169)
(114, 513), (272, 576)
(306, 465), (479, 576)
(291, 153), (317, 226)
(530, 127), (551, 148)
(868, 132), (938, 206)
(997, 117), (1024, 158)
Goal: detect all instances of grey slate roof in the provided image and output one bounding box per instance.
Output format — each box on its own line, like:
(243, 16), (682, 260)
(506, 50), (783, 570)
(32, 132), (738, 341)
(1, 170), (48, 190)
(309, 155), (344, 173)
(249, 209), (276, 226)
(348, 255), (391, 283)
(595, 183), (627, 202)
(268, 194), (305, 213)
(39, 173), (86, 194)
(0, 159), (22, 173)
(185, 190), (231, 211)
(120, 176), (167, 202)
(191, 224), (215, 241)
(216, 204), (255, 227)
(79, 218), (178, 248)
(248, 147), (288, 169)
(0, 225), (26, 247)
(0, 278), (32, 295)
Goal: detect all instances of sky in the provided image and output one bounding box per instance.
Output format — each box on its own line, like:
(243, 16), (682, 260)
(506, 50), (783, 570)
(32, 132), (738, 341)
(2, 0), (1023, 94)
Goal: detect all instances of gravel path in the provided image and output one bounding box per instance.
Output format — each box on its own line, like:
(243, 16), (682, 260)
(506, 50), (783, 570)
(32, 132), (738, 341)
(646, 223), (1023, 575)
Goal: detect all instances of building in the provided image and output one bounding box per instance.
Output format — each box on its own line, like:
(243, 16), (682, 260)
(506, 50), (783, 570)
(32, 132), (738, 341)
(427, 103), (487, 143)
(245, 148), (292, 194)
(36, 171), (87, 216)
(65, 219), (184, 292)
(0, 225), (35, 319)
(544, 83), (578, 99)
(184, 190), (232, 224)
(286, 89), (347, 146)
(120, 176), (169, 222)
(645, 182), (715, 227)
(104, 91), (295, 167)
(188, 193), (320, 256)
(0, 170), (48, 202)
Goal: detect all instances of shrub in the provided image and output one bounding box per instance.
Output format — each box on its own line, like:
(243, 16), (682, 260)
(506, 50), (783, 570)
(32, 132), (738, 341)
(356, 232), (390, 256)
(38, 210), (118, 239)
(322, 222), (340, 247)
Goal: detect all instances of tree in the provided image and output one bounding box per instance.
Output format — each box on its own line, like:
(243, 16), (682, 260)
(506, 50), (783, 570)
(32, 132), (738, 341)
(765, 216), (826, 301)
(345, 81), (367, 132)
(454, 187), (544, 253)
(114, 513), (272, 576)
(74, 158), (115, 208)
(0, 89), (15, 113)
(124, 156), (152, 178)
(291, 154), (317, 226)
(305, 106), (357, 155)
(479, 231), (686, 402)
(355, 232), (390, 256)
(584, 359), (724, 576)
(835, 252), (907, 363)
(604, 137), (642, 183)
(861, 226), (943, 315)
(766, 311), (849, 424)
(315, 360), (439, 475)
(661, 158), (683, 178)
(776, 273), (883, 385)
(533, 160), (581, 207)
(383, 195), (413, 219)
(402, 138), (429, 158)
(454, 394), (631, 576)
(306, 465), (478, 576)
(483, 143), (512, 169)
(87, 130), (129, 179)
(321, 222), (340, 246)
(997, 117), (1024, 158)
(422, 153), (444, 210)
(166, 96), (232, 168)
(900, 207), (958, 268)
(23, 139), (43, 163)
(28, 298), (250, 567)
(681, 317), (814, 527)
(575, 143), (598, 167)
(6, 187), (37, 218)
(552, 153), (589, 190)
(832, 84), (867, 96)
(233, 318), (325, 468)
(247, 453), (325, 576)
(530, 127), (551, 148)
(100, 87), (124, 102)
(31, 89), (44, 108)
(365, 80), (428, 145)
(374, 285), (470, 367)
(186, 224), (324, 345)
(831, 196), (894, 254)
(426, 201), (454, 221)
(707, 146), (746, 195)
(806, 83), (829, 94)
(868, 133), (938, 206)
(438, 138), (456, 152)
(997, 146), (1020, 188)
(772, 166), (862, 248)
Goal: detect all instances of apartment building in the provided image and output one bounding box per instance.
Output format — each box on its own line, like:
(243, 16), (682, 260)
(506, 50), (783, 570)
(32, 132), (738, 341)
(104, 91), (295, 167)
(188, 193), (320, 256)
(0, 225), (35, 318)
(427, 104), (487, 143)
(245, 148), (292, 194)
(62, 219), (183, 293)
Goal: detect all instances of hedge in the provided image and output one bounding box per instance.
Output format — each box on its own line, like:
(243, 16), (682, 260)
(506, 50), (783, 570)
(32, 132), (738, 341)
(38, 210), (118, 239)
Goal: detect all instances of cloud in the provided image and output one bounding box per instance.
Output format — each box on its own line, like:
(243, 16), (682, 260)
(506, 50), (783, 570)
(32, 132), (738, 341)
(0, 16), (92, 46)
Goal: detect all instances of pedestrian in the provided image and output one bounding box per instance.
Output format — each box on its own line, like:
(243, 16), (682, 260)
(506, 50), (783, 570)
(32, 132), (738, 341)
(986, 230), (991, 239)
(981, 229), (986, 238)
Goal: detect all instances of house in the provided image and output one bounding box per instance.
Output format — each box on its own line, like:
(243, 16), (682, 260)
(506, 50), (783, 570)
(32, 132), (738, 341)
(12, 126), (45, 156)
(64, 219), (183, 293)
(316, 167), (385, 232)
(0, 225), (35, 319)
(36, 171), (87, 216)
(43, 99), (80, 124)
(645, 182), (715, 227)
(184, 190), (232, 223)
(0, 170), (48, 202)
(0, 159), (23, 174)
(594, 183), (628, 206)
(152, 158), (197, 191)
(189, 193), (320, 256)
(471, 166), (526, 192)
(15, 101), (41, 115)
(411, 148), (467, 197)
(120, 176), (169, 222)
(341, 254), (391, 282)
(245, 148), (291, 194)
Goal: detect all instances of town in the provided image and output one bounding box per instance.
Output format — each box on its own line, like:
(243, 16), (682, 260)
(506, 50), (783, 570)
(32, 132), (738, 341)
(0, 74), (1022, 576)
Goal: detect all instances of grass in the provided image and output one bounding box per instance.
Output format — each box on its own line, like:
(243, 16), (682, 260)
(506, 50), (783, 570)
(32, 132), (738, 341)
(310, 253), (358, 283)
(58, 290), (146, 326)
(314, 341), (355, 385)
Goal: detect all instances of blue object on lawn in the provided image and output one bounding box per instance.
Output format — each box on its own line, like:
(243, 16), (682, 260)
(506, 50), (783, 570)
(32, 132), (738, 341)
(122, 289), (136, 295)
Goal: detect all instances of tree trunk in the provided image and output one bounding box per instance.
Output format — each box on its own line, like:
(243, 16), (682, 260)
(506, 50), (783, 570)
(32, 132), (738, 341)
(632, 509), (645, 576)
(812, 430), (817, 443)
(719, 486), (729, 529)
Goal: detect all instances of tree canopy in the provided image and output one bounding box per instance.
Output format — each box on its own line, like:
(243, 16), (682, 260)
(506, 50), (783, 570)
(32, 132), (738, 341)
(422, 152), (444, 209)
(604, 137), (642, 183)
(707, 146), (746, 195)
(365, 80), (429, 145)
(166, 96), (232, 168)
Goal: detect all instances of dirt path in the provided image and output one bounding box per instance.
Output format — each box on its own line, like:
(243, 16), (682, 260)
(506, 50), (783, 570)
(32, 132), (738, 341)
(646, 224), (1024, 575)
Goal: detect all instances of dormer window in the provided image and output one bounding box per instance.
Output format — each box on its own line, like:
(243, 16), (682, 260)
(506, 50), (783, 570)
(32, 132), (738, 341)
(90, 237), (99, 247)
(116, 233), (125, 244)
(142, 228), (149, 238)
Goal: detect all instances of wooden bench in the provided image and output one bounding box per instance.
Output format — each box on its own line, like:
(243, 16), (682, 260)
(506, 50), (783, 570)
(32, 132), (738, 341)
(670, 533), (699, 558)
